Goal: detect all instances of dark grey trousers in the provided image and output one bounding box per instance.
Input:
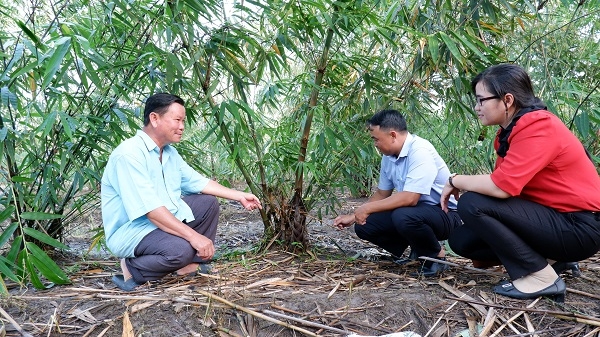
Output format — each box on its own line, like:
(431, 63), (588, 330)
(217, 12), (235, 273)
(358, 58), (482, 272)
(125, 194), (220, 282)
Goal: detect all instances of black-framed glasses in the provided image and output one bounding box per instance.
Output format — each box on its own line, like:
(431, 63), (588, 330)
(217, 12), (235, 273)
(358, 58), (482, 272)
(475, 95), (499, 106)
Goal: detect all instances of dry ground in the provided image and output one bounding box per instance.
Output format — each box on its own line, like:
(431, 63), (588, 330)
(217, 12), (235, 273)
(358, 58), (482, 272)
(2, 197), (600, 337)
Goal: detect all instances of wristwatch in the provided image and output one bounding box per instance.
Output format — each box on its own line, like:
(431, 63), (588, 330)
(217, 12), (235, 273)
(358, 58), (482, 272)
(448, 173), (457, 188)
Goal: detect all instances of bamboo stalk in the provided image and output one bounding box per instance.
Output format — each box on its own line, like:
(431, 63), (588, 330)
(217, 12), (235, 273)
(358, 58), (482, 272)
(489, 298), (540, 337)
(424, 301), (458, 337)
(551, 315), (600, 327)
(438, 280), (487, 316)
(566, 287), (600, 300)
(193, 290), (318, 336)
(448, 296), (600, 323)
(262, 309), (349, 334)
(0, 306), (35, 337)
(479, 307), (496, 337)
(419, 256), (507, 277)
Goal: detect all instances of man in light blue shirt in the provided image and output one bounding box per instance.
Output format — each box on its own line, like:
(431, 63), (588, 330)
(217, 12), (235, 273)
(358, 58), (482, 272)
(102, 93), (262, 291)
(334, 109), (461, 277)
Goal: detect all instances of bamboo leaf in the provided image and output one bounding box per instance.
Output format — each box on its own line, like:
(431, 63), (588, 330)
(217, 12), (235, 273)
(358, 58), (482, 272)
(41, 37), (72, 89)
(81, 59), (102, 87)
(20, 211), (63, 221)
(3, 57), (38, 81)
(11, 175), (34, 183)
(448, 31), (490, 63)
(15, 20), (44, 51)
(26, 242), (70, 285)
(438, 32), (463, 65)
(22, 252), (47, 289)
(23, 227), (70, 250)
(0, 275), (7, 295)
(0, 86), (18, 110)
(39, 110), (58, 138)
(427, 34), (440, 63)
(0, 222), (17, 249)
(0, 43), (24, 81)
(0, 127), (7, 142)
(223, 49), (255, 83)
(7, 236), (23, 263)
(574, 112), (590, 138)
(123, 311), (135, 336)
(58, 110), (74, 140)
(0, 256), (21, 283)
(0, 206), (15, 224)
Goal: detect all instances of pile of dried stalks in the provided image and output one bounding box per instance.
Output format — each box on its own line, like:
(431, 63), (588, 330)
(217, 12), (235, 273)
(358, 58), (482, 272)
(2, 249), (600, 337)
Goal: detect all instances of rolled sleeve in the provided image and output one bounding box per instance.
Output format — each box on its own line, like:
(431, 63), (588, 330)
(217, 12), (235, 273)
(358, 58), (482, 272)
(180, 160), (210, 194)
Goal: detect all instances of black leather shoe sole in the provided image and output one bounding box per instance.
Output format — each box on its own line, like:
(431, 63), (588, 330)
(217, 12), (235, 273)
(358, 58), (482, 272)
(411, 258), (450, 277)
(552, 261), (581, 277)
(393, 249), (419, 266)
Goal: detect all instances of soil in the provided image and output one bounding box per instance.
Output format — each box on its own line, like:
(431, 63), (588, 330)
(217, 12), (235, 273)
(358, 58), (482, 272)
(2, 197), (600, 337)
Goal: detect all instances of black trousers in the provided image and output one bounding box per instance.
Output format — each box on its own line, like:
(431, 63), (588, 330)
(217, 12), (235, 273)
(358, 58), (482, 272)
(449, 192), (600, 279)
(126, 194), (220, 282)
(354, 202), (462, 258)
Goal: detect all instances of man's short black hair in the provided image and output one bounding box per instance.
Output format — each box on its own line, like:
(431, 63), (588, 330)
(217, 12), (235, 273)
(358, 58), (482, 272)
(143, 93), (185, 126)
(367, 109), (407, 132)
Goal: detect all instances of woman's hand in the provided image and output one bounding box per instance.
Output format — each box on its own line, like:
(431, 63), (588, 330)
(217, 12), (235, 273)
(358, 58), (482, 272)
(441, 180), (460, 213)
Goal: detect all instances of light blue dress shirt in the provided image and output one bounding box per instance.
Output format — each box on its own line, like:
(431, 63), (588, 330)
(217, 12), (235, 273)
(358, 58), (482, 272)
(378, 133), (457, 209)
(101, 130), (210, 258)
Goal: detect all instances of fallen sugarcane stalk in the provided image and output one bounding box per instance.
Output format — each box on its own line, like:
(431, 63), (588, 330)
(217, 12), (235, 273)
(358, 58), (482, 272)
(262, 309), (349, 335)
(550, 315), (600, 327)
(563, 287), (600, 300)
(489, 298), (540, 337)
(438, 280), (487, 316)
(99, 292), (319, 335)
(193, 290), (318, 337)
(448, 296), (600, 325)
(0, 306), (34, 337)
(419, 256), (507, 277)
(424, 300), (459, 337)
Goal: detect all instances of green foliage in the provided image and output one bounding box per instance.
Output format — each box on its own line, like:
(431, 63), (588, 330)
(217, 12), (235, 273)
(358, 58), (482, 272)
(0, 0), (599, 286)
(0, 0), (179, 289)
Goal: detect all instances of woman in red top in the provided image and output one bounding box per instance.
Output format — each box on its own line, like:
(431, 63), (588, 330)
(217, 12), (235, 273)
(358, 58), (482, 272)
(441, 63), (600, 302)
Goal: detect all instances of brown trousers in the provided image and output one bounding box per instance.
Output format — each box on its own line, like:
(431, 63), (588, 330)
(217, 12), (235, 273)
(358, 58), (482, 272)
(125, 194), (220, 282)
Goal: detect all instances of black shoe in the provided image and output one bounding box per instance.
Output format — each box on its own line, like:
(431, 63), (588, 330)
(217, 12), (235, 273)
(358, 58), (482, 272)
(493, 277), (566, 302)
(552, 261), (581, 277)
(411, 257), (450, 277)
(393, 249), (418, 266)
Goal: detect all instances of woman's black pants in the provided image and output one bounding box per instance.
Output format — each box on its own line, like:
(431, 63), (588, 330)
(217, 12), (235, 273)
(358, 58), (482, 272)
(449, 192), (600, 279)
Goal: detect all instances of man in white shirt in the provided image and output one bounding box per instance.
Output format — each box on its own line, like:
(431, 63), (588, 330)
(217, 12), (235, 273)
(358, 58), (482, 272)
(334, 109), (460, 277)
(102, 93), (261, 291)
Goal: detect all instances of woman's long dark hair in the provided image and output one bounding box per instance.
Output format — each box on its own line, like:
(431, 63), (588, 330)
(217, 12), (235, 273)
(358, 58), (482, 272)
(471, 63), (540, 111)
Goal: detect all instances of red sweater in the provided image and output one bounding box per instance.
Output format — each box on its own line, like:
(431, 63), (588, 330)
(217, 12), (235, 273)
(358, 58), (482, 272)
(490, 110), (600, 212)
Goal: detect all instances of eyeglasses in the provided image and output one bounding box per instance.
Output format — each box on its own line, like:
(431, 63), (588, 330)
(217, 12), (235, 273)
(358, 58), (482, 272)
(475, 95), (499, 106)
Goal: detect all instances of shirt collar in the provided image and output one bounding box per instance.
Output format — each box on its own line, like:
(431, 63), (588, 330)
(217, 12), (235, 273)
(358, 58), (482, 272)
(136, 130), (160, 153)
(386, 132), (413, 162)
